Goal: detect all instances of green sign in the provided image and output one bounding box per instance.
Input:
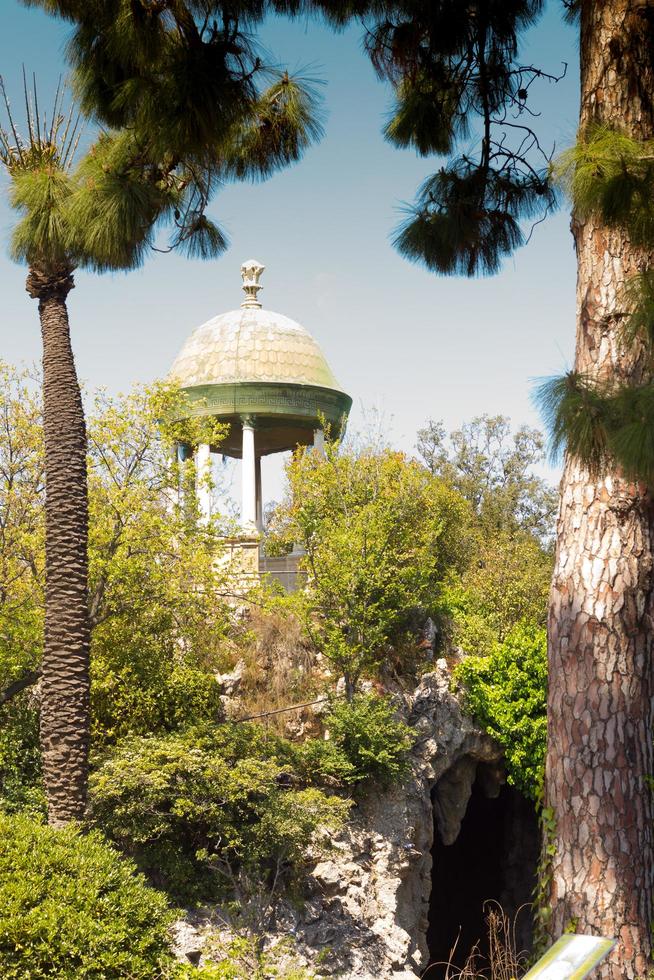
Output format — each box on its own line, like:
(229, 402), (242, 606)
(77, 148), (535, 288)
(523, 935), (616, 980)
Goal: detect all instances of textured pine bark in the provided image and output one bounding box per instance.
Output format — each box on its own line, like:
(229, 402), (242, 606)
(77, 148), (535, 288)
(29, 265), (90, 827)
(546, 4), (654, 976)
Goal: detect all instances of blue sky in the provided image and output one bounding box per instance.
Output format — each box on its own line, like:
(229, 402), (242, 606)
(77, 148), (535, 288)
(0, 2), (579, 501)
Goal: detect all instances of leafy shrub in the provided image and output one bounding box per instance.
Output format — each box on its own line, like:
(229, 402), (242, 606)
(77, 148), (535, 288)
(90, 724), (350, 903)
(321, 693), (415, 788)
(297, 736), (357, 785)
(0, 812), (175, 979)
(176, 936), (314, 978)
(0, 693), (44, 816)
(91, 654), (225, 746)
(454, 623), (547, 800)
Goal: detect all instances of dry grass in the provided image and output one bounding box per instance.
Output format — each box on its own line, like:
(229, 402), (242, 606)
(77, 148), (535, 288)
(423, 904), (529, 980)
(227, 606), (325, 737)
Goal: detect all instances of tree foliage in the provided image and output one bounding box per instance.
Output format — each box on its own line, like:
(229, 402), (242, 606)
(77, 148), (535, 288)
(86, 382), (231, 745)
(417, 414), (557, 543)
(0, 812), (176, 979)
(0, 368), (233, 808)
(10, 4), (324, 271)
(308, 0), (558, 275)
(454, 623), (547, 800)
(267, 442), (471, 695)
(19, 0), (568, 277)
(444, 529), (551, 655)
(416, 414), (553, 654)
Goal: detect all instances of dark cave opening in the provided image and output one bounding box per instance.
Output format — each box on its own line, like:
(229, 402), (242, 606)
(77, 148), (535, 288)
(425, 768), (539, 979)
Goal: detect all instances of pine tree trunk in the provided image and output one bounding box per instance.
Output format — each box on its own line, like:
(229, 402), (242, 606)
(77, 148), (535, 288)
(546, 4), (654, 976)
(29, 266), (90, 827)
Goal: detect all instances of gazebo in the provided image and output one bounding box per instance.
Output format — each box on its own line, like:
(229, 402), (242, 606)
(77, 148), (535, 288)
(169, 259), (351, 565)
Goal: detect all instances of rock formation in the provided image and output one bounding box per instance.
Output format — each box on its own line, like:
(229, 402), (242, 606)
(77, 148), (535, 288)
(176, 662), (535, 979)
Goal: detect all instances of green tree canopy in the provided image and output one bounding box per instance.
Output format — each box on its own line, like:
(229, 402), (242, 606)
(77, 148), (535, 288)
(417, 414), (557, 543)
(11, 4), (324, 269)
(267, 441), (471, 696)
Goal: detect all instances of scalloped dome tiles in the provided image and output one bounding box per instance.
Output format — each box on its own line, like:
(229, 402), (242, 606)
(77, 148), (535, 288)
(170, 259), (344, 393)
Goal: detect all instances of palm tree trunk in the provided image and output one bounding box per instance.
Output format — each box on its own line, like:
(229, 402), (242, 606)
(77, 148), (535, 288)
(546, 4), (654, 976)
(28, 265), (90, 827)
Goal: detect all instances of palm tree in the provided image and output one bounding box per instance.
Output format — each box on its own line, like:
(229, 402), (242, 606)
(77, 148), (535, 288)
(0, 78), (89, 826)
(1, 57), (322, 825)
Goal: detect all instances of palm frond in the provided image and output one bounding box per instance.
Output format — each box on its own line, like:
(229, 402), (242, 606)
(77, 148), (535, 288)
(0, 74), (81, 267)
(9, 167), (74, 265)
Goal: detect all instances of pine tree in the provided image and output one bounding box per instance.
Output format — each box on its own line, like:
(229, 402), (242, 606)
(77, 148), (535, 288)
(534, 7), (654, 974)
(310, 0), (559, 274)
(309, 4), (654, 973)
(1, 8), (323, 825)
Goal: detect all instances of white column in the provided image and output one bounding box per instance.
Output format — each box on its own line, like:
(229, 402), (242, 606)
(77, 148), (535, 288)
(241, 418), (257, 533)
(313, 427), (325, 456)
(255, 455), (263, 532)
(196, 443), (212, 522)
(175, 442), (190, 510)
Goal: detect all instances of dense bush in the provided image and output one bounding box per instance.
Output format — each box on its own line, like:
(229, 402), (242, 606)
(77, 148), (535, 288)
(454, 623), (547, 800)
(0, 695), (44, 815)
(0, 812), (176, 979)
(318, 693), (415, 788)
(90, 724), (350, 902)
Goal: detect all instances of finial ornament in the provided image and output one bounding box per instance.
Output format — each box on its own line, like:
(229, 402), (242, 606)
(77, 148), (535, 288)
(240, 259), (265, 308)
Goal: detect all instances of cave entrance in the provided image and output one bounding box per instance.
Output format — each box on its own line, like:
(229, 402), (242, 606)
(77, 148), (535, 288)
(425, 765), (539, 979)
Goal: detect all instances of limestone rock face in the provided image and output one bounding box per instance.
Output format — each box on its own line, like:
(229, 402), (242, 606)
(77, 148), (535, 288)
(286, 666), (503, 978)
(176, 664), (504, 979)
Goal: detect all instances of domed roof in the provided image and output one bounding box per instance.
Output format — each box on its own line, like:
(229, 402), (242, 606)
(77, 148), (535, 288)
(170, 259), (343, 392)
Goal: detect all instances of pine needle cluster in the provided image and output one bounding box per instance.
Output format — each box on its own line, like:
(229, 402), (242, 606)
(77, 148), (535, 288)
(8, 1), (326, 273)
(541, 124), (654, 481)
(537, 372), (654, 484)
(396, 163), (549, 276)
(311, 0), (557, 276)
(554, 124), (654, 245)
(18, 0), (567, 277)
